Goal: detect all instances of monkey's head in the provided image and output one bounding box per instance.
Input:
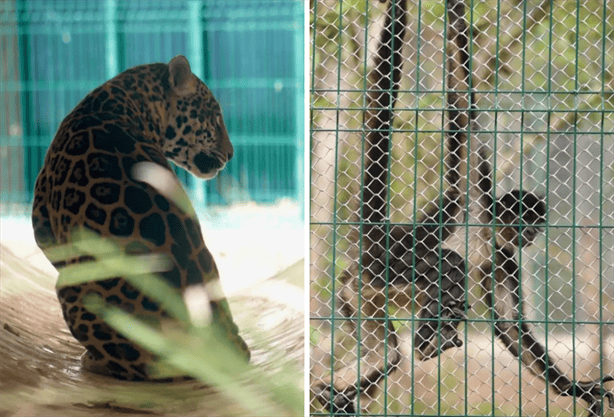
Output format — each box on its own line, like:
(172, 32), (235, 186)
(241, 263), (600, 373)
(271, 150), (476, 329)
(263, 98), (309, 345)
(494, 190), (546, 249)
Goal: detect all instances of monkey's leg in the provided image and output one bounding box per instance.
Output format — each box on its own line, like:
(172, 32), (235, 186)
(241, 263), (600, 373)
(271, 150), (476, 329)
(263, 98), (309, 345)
(480, 252), (614, 417)
(314, 289), (400, 415)
(316, 248), (467, 414)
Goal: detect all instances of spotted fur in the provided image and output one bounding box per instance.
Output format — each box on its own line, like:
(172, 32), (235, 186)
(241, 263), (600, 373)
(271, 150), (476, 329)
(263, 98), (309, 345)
(31, 55), (249, 381)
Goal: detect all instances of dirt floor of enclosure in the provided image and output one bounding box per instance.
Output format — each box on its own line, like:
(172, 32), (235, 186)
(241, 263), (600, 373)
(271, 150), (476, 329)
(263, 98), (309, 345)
(310, 320), (614, 417)
(0, 211), (304, 417)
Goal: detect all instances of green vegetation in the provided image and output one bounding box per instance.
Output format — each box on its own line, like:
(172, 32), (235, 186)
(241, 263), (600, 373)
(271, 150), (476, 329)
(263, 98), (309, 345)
(46, 228), (303, 415)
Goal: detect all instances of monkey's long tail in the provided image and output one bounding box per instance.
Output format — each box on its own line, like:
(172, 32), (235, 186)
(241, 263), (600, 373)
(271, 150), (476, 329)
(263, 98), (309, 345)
(361, 0), (407, 260)
(316, 0), (408, 414)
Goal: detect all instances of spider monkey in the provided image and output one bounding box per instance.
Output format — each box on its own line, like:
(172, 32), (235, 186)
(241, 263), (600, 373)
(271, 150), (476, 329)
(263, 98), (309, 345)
(314, 0), (466, 411)
(314, 0), (614, 416)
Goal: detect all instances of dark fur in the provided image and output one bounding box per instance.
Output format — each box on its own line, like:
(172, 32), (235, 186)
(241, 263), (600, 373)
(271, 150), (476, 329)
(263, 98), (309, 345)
(314, 0), (465, 413)
(446, 1), (614, 415)
(31, 56), (249, 381)
(315, 0), (613, 416)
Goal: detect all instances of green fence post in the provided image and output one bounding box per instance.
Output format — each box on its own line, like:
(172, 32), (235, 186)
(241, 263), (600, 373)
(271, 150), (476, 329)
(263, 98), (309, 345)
(188, 0), (207, 210)
(294, 2), (305, 219)
(105, 0), (117, 79)
(1, 1), (20, 205)
(16, 0), (33, 206)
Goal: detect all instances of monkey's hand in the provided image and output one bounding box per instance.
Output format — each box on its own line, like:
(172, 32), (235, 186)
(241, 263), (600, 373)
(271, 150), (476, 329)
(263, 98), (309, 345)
(569, 376), (614, 417)
(414, 300), (468, 360)
(313, 383), (357, 416)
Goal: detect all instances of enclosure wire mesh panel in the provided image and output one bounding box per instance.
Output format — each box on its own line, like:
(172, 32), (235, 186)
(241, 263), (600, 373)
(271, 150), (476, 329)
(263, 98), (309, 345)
(310, 1), (614, 416)
(0, 0), (304, 212)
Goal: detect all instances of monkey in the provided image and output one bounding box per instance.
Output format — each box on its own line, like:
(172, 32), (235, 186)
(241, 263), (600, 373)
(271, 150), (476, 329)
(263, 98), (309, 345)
(313, 0), (614, 416)
(314, 0), (466, 413)
(443, 2), (613, 417)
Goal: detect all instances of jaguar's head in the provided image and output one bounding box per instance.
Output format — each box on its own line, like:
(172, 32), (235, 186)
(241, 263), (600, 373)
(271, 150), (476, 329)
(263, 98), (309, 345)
(162, 55), (233, 180)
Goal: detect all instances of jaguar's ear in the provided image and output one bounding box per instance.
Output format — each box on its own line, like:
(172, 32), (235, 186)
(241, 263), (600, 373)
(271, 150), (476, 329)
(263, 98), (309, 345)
(168, 55), (193, 95)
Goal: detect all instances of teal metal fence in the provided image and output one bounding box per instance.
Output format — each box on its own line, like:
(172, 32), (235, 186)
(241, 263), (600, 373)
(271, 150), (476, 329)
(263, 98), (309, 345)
(0, 0), (304, 212)
(310, 1), (614, 416)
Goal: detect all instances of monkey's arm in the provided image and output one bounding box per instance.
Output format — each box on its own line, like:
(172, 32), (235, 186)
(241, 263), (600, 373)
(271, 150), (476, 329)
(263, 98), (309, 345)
(480, 250), (614, 417)
(314, 291), (400, 416)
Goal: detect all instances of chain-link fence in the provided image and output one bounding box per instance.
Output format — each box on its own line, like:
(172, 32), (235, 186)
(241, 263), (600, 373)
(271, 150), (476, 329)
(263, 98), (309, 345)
(310, 1), (614, 416)
(1, 0), (304, 213)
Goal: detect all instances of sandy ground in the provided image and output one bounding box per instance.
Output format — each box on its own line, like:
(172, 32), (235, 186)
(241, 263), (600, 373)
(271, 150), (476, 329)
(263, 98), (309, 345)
(310, 320), (614, 417)
(0, 206), (305, 417)
(310, 328), (614, 417)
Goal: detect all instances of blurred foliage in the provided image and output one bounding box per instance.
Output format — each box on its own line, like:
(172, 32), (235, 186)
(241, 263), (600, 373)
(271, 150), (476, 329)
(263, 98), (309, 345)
(50, 228), (303, 416)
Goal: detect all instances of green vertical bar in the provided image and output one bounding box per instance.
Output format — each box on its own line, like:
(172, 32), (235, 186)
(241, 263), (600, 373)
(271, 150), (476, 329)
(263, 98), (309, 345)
(2, 0), (17, 204)
(105, 0), (117, 79)
(439, 4), (448, 415)
(294, 1), (304, 219)
(333, 2), (343, 412)
(17, 0), (34, 204)
(328, 0), (344, 412)
(383, 3), (396, 413)
(411, 2), (423, 414)
(544, 1), (554, 414)
(571, 3), (581, 415)
(519, 0), (529, 414)
(357, 0), (368, 410)
(188, 0), (206, 209)
(598, 0), (607, 404)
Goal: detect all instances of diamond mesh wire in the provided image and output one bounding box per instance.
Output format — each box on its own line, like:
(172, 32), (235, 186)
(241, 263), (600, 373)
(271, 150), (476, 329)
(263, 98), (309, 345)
(310, 1), (614, 416)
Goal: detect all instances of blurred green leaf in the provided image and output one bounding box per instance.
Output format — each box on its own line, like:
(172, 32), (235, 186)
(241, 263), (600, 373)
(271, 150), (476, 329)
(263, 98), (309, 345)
(84, 292), (303, 415)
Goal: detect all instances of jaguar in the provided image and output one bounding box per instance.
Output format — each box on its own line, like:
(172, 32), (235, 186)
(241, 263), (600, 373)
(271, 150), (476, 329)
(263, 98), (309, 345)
(31, 55), (250, 381)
